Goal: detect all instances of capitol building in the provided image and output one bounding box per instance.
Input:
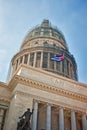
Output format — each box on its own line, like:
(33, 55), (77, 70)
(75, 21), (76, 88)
(0, 20), (87, 130)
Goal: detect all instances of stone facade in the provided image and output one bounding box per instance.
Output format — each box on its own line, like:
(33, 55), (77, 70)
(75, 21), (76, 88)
(0, 20), (87, 130)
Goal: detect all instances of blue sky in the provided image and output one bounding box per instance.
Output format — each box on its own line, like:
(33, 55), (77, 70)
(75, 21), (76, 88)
(0, 0), (87, 84)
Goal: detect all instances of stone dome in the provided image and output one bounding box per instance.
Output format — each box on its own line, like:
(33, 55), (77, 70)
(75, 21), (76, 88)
(20, 20), (68, 50)
(10, 19), (78, 81)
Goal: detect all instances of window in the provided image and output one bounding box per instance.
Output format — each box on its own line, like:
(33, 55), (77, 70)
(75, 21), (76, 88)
(15, 60), (18, 70)
(0, 109), (6, 130)
(43, 31), (49, 36)
(43, 42), (49, 47)
(35, 42), (38, 45)
(56, 62), (60, 71)
(64, 59), (67, 75)
(29, 53), (34, 66)
(20, 56), (23, 64)
(67, 60), (69, 75)
(36, 52), (41, 68)
(50, 53), (54, 69)
(42, 52), (48, 68)
(24, 54), (28, 64)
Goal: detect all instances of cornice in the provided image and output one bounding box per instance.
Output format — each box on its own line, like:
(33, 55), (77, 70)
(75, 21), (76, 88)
(8, 74), (87, 103)
(15, 64), (87, 88)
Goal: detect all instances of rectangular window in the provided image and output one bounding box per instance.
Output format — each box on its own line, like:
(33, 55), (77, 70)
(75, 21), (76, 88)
(64, 59), (67, 75)
(29, 53), (34, 66)
(24, 54), (28, 64)
(20, 56), (23, 64)
(50, 53), (54, 69)
(0, 109), (6, 130)
(36, 52), (41, 67)
(15, 60), (18, 70)
(56, 62), (60, 71)
(42, 52), (48, 68)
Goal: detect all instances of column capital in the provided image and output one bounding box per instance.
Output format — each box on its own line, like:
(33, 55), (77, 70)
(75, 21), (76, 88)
(58, 106), (64, 110)
(33, 99), (39, 104)
(46, 103), (52, 106)
(71, 109), (77, 112)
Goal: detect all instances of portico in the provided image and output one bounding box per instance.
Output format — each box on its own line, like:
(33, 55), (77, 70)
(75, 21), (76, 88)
(32, 100), (87, 130)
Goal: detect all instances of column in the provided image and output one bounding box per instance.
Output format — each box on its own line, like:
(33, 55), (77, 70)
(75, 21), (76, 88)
(32, 100), (38, 130)
(40, 52), (43, 68)
(33, 52), (37, 67)
(82, 112), (87, 130)
(27, 53), (30, 65)
(59, 107), (64, 130)
(71, 110), (76, 130)
(46, 104), (51, 130)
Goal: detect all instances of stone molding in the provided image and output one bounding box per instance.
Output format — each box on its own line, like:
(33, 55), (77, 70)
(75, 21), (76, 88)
(0, 96), (10, 104)
(0, 82), (10, 104)
(21, 37), (66, 50)
(13, 90), (86, 112)
(8, 74), (87, 103)
(12, 64), (87, 88)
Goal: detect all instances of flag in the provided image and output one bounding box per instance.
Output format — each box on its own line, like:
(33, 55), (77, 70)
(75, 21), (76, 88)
(50, 54), (64, 62)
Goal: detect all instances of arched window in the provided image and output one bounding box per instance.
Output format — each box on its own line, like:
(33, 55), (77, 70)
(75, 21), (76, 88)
(43, 42), (49, 47)
(35, 42), (38, 45)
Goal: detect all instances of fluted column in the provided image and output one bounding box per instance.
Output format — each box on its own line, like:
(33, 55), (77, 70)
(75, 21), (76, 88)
(32, 100), (38, 130)
(71, 110), (76, 130)
(82, 112), (87, 130)
(46, 104), (51, 130)
(59, 107), (64, 130)
(33, 52), (37, 67)
(40, 52), (43, 68)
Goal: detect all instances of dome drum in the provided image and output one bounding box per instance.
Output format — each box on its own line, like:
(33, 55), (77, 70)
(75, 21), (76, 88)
(11, 44), (78, 81)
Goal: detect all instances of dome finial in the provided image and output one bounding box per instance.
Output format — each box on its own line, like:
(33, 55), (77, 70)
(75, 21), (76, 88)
(41, 19), (50, 27)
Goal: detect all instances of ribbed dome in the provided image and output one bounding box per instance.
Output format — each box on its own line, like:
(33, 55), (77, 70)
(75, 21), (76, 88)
(21, 20), (68, 50)
(9, 19), (78, 81)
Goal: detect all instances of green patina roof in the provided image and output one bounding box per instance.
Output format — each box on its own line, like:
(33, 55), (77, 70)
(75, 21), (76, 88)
(22, 20), (68, 49)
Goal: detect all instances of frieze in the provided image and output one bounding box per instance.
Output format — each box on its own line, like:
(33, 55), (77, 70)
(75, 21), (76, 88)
(9, 75), (87, 103)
